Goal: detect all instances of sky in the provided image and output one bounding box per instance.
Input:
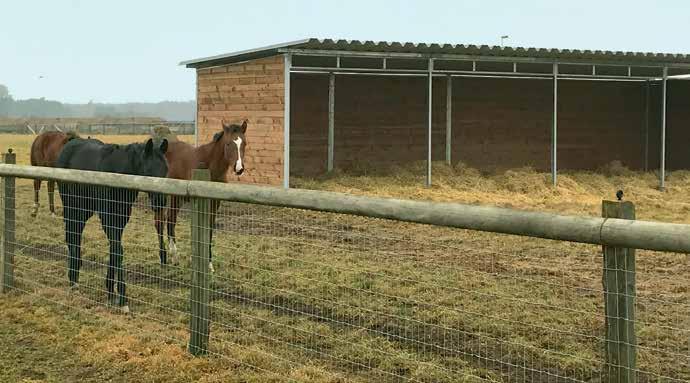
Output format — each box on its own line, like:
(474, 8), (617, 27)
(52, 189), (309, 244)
(1, 0), (689, 103)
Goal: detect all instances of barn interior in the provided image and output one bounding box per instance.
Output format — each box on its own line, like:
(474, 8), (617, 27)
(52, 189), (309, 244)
(287, 45), (690, 185)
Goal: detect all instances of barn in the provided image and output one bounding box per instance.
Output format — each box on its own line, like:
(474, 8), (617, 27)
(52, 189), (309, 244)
(180, 38), (690, 189)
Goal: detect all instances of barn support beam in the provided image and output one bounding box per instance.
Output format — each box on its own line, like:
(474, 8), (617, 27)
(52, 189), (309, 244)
(426, 59), (433, 187)
(445, 75), (452, 166)
(327, 73), (335, 172)
(194, 74), (199, 147)
(283, 54), (292, 189)
(552, 63), (558, 186)
(659, 67), (668, 191)
(644, 81), (650, 172)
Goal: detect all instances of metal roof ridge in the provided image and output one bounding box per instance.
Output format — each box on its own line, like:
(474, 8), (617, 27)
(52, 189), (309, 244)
(179, 38), (311, 66)
(180, 37), (690, 68)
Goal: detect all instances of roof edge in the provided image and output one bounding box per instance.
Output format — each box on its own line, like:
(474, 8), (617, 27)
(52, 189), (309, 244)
(180, 38), (690, 69)
(179, 38), (311, 68)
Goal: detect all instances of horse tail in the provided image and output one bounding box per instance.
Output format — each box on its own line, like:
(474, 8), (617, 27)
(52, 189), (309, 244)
(30, 134), (42, 166)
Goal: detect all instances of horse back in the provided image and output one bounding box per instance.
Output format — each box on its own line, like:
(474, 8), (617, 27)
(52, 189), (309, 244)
(165, 141), (197, 180)
(56, 138), (106, 172)
(56, 139), (140, 214)
(30, 131), (72, 167)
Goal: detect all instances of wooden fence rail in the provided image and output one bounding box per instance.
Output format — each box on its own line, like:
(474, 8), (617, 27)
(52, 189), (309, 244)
(1, 163), (690, 254)
(0, 122), (195, 135)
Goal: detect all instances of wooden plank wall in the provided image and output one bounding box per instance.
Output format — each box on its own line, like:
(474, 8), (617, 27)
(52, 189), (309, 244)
(290, 75), (652, 175)
(196, 56), (285, 185)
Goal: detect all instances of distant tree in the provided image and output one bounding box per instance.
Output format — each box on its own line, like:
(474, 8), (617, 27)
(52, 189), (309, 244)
(0, 84), (194, 120)
(0, 84), (11, 117)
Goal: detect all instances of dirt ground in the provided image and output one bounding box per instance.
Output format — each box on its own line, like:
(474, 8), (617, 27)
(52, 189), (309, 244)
(0, 134), (688, 382)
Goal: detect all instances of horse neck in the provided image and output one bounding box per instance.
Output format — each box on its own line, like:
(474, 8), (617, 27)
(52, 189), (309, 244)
(103, 144), (143, 175)
(195, 141), (230, 181)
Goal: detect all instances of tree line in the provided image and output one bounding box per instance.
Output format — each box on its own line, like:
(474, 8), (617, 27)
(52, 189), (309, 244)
(0, 84), (194, 121)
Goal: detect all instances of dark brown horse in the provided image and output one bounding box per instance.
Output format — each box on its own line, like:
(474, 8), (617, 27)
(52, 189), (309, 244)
(152, 120), (247, 270)
(30, 131), (80, 217)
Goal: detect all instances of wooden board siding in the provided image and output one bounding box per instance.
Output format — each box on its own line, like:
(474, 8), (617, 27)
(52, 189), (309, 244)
(290, 75), (656, 175)
(196, 56), (285, 185)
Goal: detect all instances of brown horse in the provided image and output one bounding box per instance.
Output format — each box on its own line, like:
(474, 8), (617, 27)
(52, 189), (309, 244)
(152, 120), (247, 269)
(30, 131), (80, 217)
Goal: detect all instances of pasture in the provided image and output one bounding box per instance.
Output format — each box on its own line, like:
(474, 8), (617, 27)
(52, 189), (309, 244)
(0, 134), (688, 382)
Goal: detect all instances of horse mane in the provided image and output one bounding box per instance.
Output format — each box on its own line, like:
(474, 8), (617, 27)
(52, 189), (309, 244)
(211, 125), (236, 142)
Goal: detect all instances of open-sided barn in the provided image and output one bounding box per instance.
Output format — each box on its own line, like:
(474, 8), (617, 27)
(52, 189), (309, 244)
(181, 38), (690, 189)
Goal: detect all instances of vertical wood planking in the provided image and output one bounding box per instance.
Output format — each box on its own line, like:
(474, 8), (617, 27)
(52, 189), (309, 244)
(551, 63), (558, 186)
(643, 81), (650, 172)
(328, 73), (335, 172)
(602, 200), (637, 383)
(426, 59), (433, 187)
(188, 168), (212, 356)
(659, 67), (668, 191)
(0, 150), (16, 293)
(446, 75), (452, 166)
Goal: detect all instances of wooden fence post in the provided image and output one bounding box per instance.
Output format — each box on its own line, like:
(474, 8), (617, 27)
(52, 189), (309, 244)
(1, 150), (16, 293)
(188, 166), (212, 356)
(602, 200), (636, 383)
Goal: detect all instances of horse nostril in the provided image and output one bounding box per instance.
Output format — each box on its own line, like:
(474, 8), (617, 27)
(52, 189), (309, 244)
(236, 168), (244, 176)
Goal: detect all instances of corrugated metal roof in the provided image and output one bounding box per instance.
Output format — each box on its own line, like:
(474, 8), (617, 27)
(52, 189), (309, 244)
(181, 38), (690, 68)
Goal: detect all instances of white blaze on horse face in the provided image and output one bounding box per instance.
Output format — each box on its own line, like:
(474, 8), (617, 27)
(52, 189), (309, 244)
(233, 136), (243, 173)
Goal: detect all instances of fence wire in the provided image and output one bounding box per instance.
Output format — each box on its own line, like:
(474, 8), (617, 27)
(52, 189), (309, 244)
(2, 176), (689, 382)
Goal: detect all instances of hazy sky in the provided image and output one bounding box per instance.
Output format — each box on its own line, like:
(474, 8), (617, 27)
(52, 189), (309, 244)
(1, 0), (689, 103)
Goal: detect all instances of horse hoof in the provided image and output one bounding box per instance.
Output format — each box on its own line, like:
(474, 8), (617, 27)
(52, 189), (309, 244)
(168, 240), (178, 258)
(51, 212), (57, 218)
(120, 305), (130, 314)
(208, 262), (215, 273)
(68, 283), (79, 293)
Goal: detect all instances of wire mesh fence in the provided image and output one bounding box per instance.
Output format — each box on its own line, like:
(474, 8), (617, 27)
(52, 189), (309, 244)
(1, 171), (689, 382)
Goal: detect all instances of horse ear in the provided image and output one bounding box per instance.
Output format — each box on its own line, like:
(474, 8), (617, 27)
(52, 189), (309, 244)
(213, 131), (224, 142)
(241, 120), (248, 134)
(159, 139), (168, 154)
(145, 138), (154, 155)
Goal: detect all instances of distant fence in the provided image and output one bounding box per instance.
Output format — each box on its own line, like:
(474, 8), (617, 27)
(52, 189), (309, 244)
(1, 158), (688, 382)
(0, 121), (195, 135)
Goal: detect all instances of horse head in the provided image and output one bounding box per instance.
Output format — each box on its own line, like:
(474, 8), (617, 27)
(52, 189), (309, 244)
(140, 138), (169, 177)
(215, 120), (248, 176)
(141, 138), (169, 211)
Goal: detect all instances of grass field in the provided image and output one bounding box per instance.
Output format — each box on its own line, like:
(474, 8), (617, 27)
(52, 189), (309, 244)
(0, 134), (688, 382)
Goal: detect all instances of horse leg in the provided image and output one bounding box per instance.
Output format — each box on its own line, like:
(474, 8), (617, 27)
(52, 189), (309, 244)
(166, 196), (180, 261)
(101, 206), (131, 312)
(64, 208), (89, 288)
(154, 208), (167, 265)
(103, 226), (127, 310)
(47, 180), (56, 217)
(208, 200), (220, 273)
(32, 179), (41, 218)
(107, 233), (127, 311)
